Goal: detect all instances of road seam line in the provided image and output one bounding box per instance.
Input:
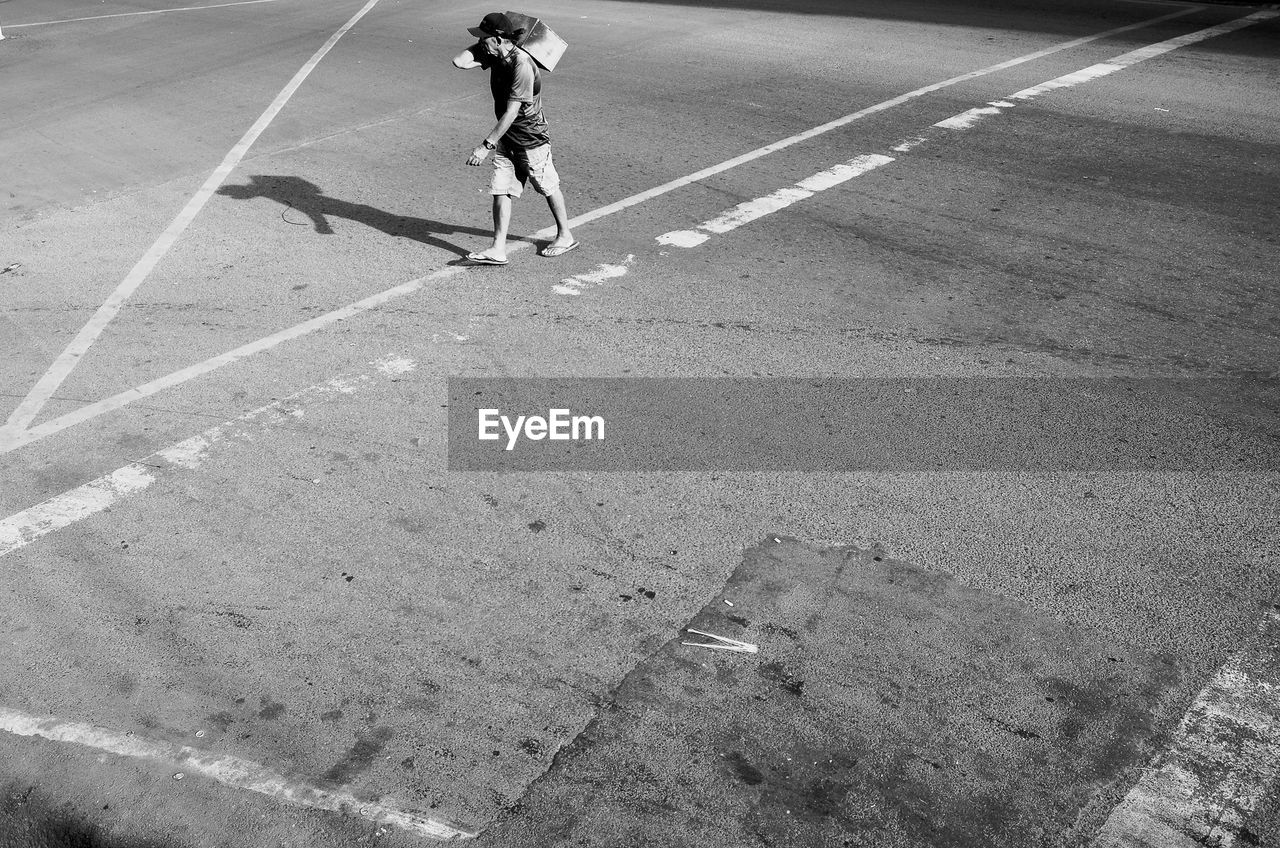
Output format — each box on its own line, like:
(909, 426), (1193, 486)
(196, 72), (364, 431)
(0, 356), (415, 559)
(0, 707), (474, 840)
(0, 0), (387, 442)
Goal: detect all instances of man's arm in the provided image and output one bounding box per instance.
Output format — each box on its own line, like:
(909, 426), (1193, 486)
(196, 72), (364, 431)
(452, 46), (482, 69)
(466, 99), (523, 165)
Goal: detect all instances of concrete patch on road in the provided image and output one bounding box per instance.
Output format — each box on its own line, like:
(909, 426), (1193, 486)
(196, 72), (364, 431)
(476, 537), (1191, 847)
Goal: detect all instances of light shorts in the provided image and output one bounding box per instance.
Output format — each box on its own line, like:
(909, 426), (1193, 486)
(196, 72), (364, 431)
(490, 143), (560, 199)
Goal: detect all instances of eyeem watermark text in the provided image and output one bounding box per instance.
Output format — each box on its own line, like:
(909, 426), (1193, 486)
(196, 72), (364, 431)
(478, 408), (605, 451)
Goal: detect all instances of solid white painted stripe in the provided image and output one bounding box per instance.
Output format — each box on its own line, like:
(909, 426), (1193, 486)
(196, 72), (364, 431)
(0, 356), (413, 557)
(1093, 613), (1280, 848)
(5, 0), (284, 28)
(0, 0), (387, 440)
(0, 708), (473, 840)
(658, 154), (894, 246)
(0, 10), (1197, 452)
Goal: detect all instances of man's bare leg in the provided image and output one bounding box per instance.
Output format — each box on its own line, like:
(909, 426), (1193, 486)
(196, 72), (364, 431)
(543, 189), (575, 251)
(472, 194), (512, 261)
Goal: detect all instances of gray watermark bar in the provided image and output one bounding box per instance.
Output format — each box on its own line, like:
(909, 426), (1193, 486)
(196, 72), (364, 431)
(446, 377), (1280, 472)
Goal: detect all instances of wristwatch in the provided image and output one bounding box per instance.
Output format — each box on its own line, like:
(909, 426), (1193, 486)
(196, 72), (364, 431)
(482, 139), (496, 150)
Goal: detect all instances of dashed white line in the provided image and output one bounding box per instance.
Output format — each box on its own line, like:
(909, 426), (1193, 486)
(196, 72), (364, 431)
(659, 10), (1275, 251)
(0, 707), (474, 840)
(934, 104), (1009, 130)
(934, 11), (1279, 133)
(564, 7), (1195, 235)
(0, 356), (414, 559)
(656, 154), (894, 248)
(1093, 613), (1280, 848)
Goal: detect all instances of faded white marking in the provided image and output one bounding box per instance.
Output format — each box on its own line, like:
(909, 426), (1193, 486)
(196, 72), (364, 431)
(4, 0), (284, 29)
(657, 155), (893, 248)
(1093, 613), (1280, 848)
(1011, 63), (1123, 100)
(0, 0), (388, 443)
(655, 231), (709, 249)
(891, 136), (929, 153)
(0, 356), (413, 558)
(553, 256), (635, 295)
(935, 105), (1006, 130)
(0, 466), (156, 556)
(700, 187), (815, 234)
(376, 357), (417, 377)
(0, 708), (473, 840)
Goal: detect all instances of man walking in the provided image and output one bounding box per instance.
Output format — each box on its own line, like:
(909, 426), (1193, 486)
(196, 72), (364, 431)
(453, 12), (578, 265)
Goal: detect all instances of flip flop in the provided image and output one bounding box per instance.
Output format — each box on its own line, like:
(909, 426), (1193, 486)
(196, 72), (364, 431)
(466, 252), (508, 265)
(539, 241), (580, 258)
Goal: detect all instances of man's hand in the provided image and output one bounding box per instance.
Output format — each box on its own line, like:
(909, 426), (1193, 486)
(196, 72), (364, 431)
(467, 145), (490, 166)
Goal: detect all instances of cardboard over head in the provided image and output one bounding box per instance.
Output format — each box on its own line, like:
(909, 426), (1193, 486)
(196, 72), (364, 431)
(467, 11), (567, 71)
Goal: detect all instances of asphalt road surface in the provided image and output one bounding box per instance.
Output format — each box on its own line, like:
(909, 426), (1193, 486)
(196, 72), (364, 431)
(1, 0), (1278, 846)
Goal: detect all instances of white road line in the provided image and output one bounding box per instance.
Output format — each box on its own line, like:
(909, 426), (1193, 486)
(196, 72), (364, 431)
(3, 0), (285, 29)
(657, 155), (894, 248)
(0, 0), (387, 443)
(0, 707), (473, 840)
(562, 7), (1194, 235)
(935, 11), (1279, 132)
(0, 356), (414, 558)
(1092, 613), (1280, 848)
(0, 9), (1196, 453)
(553, 255), (635, 296)
(659, 9), (1273, 250)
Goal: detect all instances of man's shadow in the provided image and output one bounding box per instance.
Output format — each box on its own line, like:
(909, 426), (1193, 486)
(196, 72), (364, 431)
(217, 175), (518, 256)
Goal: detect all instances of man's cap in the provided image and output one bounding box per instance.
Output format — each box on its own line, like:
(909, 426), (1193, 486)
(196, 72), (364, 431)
(468, 12), (516, 39)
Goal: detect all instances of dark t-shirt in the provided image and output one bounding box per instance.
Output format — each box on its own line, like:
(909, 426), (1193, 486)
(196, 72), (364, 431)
(468, 44), (551, 150)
